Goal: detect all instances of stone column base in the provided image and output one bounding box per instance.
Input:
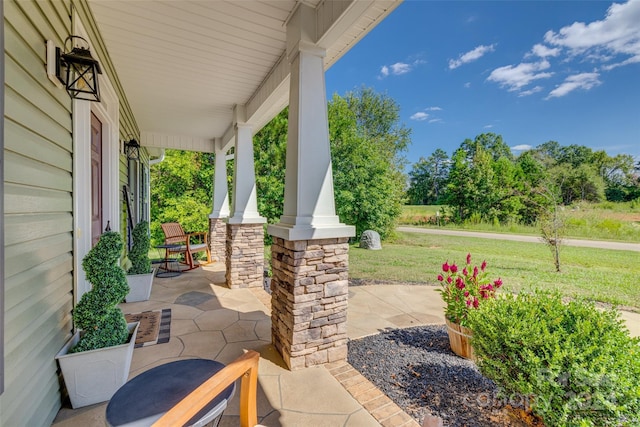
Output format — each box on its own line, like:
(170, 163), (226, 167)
(270, 237), (349, 370)
(209, 217), (227, 262)
(225, 223), (264, 289)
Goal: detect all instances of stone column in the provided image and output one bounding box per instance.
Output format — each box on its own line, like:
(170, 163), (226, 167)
(271, 237), (349, 369)
(209, 218), (227, 263)
(209, 139), (229, 262)
(268, 4), (355, 370)
(226, 223), (264, 289)
(227, 105), (266, 288)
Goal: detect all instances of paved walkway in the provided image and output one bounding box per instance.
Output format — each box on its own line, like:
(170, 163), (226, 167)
(52, 262), (640, 427)
(397, 226), (640, 252)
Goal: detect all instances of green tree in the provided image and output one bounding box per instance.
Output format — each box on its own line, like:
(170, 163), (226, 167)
(445, 137), (521, 223)
(558, 144), (594, 168)
(250, 88), (409, 241)
(491, 156), (523, 223)
(460, 132), (513, 161)
(515, 151), (551, 224)
(406, 148), (449, 205)
(531, 140), (562, 167)
(253, 109), (287, 225)
(328, 88), (409, 239)
(150, 150), (213, 245)
(550, 163), (605, 204)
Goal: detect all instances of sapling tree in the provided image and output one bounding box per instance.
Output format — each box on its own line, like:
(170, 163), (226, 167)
(538, 184), (565, 272)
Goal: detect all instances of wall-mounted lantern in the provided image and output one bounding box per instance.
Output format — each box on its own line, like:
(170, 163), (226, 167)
(47, 36), (102, 102)
(124, 139), (141, 161)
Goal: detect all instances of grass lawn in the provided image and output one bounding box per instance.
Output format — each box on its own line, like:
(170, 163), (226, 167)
(349, 231), (640, 310)
(399, 204), (640, 242)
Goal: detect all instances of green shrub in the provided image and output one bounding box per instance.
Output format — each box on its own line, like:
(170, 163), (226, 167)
(71, 232), (130, 353)
(467, 290), (640, 427)
(128, 221), (151, 275)
(566, 217), (588, 227)
(596, 218), (623, 234)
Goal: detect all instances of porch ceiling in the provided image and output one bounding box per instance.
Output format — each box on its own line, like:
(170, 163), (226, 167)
(88, 0), (401, 153)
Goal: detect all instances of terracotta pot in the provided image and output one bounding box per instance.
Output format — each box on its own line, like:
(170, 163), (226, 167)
(445, 318), (474, 360)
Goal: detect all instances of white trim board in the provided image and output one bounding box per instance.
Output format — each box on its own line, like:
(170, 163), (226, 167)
(72, 15), (120, 301)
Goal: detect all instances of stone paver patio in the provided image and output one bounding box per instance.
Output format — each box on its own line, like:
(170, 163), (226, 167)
(51, 262), (640, 426)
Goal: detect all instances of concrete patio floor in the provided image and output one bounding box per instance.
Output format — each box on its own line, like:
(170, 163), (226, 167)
(52, 263), (430, 427)
(51, 262), (640, 427)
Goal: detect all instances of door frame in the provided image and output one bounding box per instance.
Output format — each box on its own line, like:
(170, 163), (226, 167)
(72, 16), (120, 300)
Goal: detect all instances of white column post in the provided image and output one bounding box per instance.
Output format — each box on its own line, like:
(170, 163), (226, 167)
(225, 105), (265, 288)
(210, 139), (229, 219)
(229, 106), (265, 225)
(267, 4), (354, 241)
(268, 3), (353, 370)
(209, 138), (230, 262)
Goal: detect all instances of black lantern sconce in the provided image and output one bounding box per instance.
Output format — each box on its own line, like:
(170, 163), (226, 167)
(48, 36), (102, 102)
(124, 139), (141, 161)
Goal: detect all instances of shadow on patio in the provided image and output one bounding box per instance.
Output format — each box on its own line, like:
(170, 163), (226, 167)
(52, 262), (380, 426)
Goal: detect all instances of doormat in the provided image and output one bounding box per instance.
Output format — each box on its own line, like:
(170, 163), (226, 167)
(124, 309), (171, 348)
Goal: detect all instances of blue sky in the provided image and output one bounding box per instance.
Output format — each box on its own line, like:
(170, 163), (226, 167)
(325, 0), (640, 167)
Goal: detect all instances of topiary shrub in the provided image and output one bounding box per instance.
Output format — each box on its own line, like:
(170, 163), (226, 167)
(128, 221), (151, 275)
(467, 290), (640, 427)
(71, 231), (130, 353)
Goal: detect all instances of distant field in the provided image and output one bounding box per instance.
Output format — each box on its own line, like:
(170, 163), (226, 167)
(399, 202), (640, 242)
(350, 231), (640, 310)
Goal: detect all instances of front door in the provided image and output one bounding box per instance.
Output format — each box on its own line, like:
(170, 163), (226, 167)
(91, 113), (103, 246)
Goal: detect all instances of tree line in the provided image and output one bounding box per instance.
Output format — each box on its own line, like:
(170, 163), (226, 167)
(407, 134), (640, 224)
(150, 87), (639, 245)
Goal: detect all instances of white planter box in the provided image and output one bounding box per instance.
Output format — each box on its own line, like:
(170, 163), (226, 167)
(125, 268), (156, 302)
(55, 322), (139, 408)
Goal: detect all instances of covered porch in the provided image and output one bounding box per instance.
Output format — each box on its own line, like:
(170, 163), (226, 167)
(51, 264), (444, 426)
(88, 0), (403, 370)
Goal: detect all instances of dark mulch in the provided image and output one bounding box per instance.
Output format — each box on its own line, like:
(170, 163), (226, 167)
(348, 325), (543, 427)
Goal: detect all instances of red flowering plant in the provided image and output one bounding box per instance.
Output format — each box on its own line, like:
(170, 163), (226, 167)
(437, 253), (503, 326)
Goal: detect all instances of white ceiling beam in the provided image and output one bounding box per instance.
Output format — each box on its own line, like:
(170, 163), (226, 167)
(141, 132), (215, 153)
(220, 124), (235, 153)
(244, 1), (400, 133)
(316, 0), (373, 48)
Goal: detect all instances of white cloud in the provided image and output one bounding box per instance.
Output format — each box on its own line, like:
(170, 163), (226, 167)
(449, 44), (497, 69)
(391, 62), (411, 75)
(544, 1), (640, 68)
(487, 60), (553, 91)
(528, 44), (561, 58)
(518, 86), (544, 97)
(429, 118), (443, 124)
(427, 106), (442, 111)
(484, 124), (494, 129)
(546, 72), (601, 99)
(410, 112), (429, 121)
(512, 144), (533, 151)
(379, 58), (425, 78)
(487, 1), (640, 98)
(464, 82), (471, 88)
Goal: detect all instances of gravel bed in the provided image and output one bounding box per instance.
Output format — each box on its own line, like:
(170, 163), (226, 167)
(348, 325), (534, 426)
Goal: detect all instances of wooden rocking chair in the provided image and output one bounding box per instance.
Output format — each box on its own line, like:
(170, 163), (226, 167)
(161, 222), (211, 271)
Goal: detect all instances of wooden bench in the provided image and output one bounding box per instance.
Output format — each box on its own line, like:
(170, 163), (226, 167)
(161, 222), (211, 271)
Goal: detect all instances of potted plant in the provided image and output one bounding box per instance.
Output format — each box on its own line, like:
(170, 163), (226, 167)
(55, 231), (139, 408)
(436, 253), (502, 359)
(125, 220), (156, 302)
